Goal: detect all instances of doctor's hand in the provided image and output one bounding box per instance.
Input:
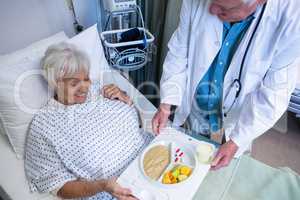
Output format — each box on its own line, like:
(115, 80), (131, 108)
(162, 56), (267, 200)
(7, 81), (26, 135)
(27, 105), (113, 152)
(152, 103), (172, 135)
(102, 84), (133, 106)
(210, 140), (239, 170)
(105, 178), (138, 200)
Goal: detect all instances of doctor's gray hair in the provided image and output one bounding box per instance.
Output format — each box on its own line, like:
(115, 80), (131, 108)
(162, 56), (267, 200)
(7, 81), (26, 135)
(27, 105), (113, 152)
(41, 42), (90, 90)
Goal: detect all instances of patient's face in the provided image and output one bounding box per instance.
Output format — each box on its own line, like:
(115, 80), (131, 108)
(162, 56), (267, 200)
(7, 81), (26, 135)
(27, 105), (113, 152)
(56, 69), (91, 105)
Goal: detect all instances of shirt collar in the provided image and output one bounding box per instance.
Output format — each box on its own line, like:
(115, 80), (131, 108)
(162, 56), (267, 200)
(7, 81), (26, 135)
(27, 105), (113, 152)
(223, 13), (255, 30)
(47, 94), (104, 114)
(223, 1), (273, 30)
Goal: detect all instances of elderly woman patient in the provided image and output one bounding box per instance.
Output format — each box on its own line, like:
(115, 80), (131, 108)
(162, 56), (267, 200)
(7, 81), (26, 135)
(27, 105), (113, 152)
(25, 42), (153, 200)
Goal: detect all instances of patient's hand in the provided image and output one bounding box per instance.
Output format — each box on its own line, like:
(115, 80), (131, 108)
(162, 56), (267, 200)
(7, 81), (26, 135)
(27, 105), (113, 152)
(105, 178), (138, 200)
(102, 84), (133, 105)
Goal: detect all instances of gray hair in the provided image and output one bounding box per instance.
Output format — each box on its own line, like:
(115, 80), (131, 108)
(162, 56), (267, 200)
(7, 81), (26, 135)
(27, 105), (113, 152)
(41, 42), (90, 90)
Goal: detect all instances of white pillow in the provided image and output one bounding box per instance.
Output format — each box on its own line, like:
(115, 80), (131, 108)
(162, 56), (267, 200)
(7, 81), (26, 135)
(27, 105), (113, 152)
(0, 32), (68, 159)
(68, 24), (110, 81)
(0, 32), (68, 67)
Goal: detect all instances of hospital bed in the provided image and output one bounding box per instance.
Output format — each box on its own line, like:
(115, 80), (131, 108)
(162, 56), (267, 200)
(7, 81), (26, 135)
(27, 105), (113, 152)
(0, 80), (156, 200)
(1, 12), (299, 200)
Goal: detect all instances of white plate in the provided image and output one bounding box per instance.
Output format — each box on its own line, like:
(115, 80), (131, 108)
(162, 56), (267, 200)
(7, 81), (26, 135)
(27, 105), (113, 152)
(140, 139), (198, 188)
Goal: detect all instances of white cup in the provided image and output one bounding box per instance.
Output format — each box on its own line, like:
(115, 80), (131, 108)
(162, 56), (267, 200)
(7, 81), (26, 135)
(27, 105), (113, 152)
(196, 143), (215, 164)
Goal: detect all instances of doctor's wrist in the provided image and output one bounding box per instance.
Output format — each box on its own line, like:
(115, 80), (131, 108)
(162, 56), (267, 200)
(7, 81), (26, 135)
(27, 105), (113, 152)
(229, 134), (242, 149)
(159, 103), (172, 115)
(228, 139), (239, 149)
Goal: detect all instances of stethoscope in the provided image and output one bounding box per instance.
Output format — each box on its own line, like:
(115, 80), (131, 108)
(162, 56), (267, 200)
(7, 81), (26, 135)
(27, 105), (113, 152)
(223, 3), (267, 117)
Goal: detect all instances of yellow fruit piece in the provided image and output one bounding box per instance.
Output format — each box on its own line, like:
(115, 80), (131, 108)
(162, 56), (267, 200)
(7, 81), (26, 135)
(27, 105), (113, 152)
(171, 179), (177, 184)
(162, 171), (178, 184)
(178, 174), (188, 182)
(170, 177), (177, 184)
(170, 174), (177, 183)
(162, 171), (172, 184)
(162, 176), (172, 184)
(180, 166), (192, 176)
(162, 166), (192, 184)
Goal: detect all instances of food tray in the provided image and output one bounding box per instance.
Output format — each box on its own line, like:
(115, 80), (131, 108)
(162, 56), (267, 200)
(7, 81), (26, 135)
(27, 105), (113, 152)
(117, 129), (217, 200)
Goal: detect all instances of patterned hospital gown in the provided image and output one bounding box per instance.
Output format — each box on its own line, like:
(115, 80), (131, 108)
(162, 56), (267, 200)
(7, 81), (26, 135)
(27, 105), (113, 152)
(25, 83), (154, 200)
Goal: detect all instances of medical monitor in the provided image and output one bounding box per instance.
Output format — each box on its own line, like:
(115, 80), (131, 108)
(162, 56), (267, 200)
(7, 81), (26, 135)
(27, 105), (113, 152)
(103, 0), (137, 12)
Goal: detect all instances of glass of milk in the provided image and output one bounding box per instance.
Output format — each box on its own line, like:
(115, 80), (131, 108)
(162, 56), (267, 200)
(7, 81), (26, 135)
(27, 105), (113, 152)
(196, 143), (215, 164)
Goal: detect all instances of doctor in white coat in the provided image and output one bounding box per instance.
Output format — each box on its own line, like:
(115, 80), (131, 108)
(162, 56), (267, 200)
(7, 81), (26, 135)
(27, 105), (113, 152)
(152, 0), (300, 170)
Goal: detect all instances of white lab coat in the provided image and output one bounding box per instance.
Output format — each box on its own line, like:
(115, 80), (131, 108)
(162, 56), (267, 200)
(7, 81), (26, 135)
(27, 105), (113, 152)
(160, 0), (300, 156)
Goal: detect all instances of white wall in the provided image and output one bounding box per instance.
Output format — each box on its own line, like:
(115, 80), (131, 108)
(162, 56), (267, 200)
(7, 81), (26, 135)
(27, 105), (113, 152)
(72, 0), (101, 30)
(0, 0), (75, 54)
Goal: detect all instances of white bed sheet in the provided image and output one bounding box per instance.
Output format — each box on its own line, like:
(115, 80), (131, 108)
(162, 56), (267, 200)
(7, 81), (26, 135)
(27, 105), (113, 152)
(0, 71), (157, 200)
(0, 133), (59, 200)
